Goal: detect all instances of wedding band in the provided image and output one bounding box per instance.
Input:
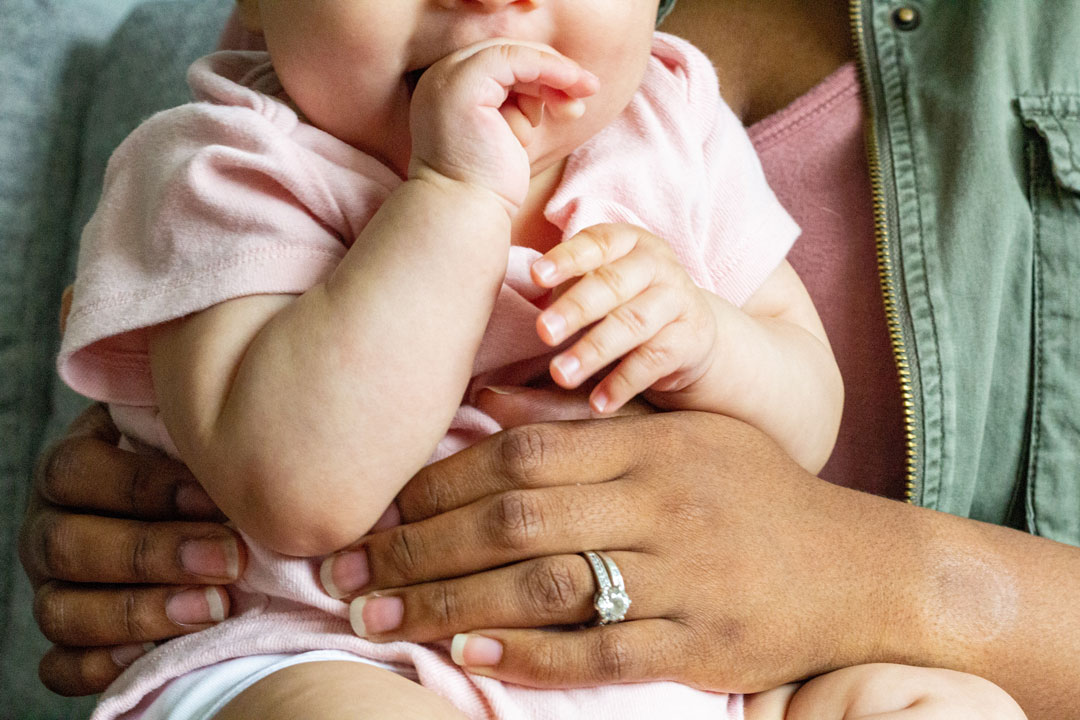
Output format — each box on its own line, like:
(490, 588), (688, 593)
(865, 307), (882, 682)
(582, 551), (631, 624)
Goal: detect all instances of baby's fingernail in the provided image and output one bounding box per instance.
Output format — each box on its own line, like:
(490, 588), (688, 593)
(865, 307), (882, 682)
(175, 481), (218, 517)
(321, 550), (370, 600)
(552, 354), (580, 381)
(350, 595), (404, 637)
(533, 259), (557, 283)
(539, 312), (566, 341)
(180, 537), (239, 580)
(166, 587), (226, 626)
(563, 98), (586, 119)
(591, 390), (609, 414)
(110, 642), (155, 668)
(451, 634), (503, 667)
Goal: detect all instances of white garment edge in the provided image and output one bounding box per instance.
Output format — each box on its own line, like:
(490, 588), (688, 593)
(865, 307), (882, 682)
(136, 650), (419, 720)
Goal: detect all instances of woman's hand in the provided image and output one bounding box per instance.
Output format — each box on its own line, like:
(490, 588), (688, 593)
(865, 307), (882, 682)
(320, 407), (925, 693)
(18, 403), (246, 696)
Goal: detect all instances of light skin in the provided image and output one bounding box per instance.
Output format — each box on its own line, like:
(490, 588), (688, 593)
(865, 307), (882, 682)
(20, 0), (1078, 717)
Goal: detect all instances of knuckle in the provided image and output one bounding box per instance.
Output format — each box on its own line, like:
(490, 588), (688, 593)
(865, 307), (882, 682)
(559, 291), (592, 325)
(635, 340), (675, 373)
(126, 524), (156, 583)
(37, 437), (87, 504)
(589, 631), (635, 682)
(497, 425), (555, 487)
(39, 514), (78, 580)
(591, 264), (627, 301)
(385, 525), (425, 580)
(610, 303), (650, 337)
(522, 557), (582, 617)
(489, 490), (545, 551)
(121, 590), (157, 641)
(33, 584), (69, 644)
(529, 638), (566, 685)
(426, 583), (463, 627)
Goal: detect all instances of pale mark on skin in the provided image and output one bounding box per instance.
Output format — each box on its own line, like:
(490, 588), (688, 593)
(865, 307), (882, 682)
(924, 548), (1020, 645)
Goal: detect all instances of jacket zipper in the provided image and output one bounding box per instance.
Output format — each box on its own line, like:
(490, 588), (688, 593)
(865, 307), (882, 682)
(849, 0), (919, 503)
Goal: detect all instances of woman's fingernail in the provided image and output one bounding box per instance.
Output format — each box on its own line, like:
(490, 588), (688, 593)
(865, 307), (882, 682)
(533, 259), (557, 284)
(175, 481), (219, 517)
(552, 354), (580, 381)
(166, 587), (226, 626)
(539, 312), (566, 342)
(451, 634), (503, 667)
(180, 538), (239, 580)
(110, 642), (155, 668)
(350, 595), (404, 637)
(321, 550), (370, 600)
(481, 385), (526, 396)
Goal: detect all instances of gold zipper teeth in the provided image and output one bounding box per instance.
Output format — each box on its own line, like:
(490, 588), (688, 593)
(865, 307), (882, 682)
(849, 0), (919, 502)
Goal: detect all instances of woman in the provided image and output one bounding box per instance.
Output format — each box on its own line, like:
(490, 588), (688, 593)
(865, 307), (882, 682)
(20, 0), (1080, 717)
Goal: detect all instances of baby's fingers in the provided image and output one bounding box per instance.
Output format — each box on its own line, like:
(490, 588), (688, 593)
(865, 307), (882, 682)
(533, 224), (654, 289)
(536, 246), (659, 346)
(549, 286), (682, 403)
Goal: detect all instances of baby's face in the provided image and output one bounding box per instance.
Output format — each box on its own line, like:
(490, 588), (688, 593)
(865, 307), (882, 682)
(243, 0), (660, 177)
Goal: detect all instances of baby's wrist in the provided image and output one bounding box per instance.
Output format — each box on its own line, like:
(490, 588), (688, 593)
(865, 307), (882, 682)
(407, 162), (520, 220)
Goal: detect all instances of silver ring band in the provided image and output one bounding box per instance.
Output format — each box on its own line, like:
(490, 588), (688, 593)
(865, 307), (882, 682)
(582, 551), (631, 624)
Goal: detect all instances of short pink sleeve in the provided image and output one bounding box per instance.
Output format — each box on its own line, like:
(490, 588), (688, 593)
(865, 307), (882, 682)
(547, 33), (800, 306)
(58, 54), (398, 406)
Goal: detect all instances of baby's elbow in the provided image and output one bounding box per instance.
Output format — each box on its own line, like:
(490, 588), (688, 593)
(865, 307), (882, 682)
(230, 462), (388, 557)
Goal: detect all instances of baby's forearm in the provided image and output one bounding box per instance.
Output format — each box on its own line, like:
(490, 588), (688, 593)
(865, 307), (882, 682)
(154, 178), (511, 556)
(650, 293), (843, 473)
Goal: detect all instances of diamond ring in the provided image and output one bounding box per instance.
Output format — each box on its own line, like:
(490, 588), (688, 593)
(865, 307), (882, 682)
(582, 551), (631, 624)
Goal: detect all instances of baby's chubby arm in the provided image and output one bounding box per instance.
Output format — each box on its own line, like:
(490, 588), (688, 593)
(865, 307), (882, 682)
(149, 42), (598, 557)
(744, 664), (1026, 719)
(532, 224), (842, 473)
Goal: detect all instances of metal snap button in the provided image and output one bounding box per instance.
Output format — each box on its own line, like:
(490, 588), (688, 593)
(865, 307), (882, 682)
(892, 6), (921, 31)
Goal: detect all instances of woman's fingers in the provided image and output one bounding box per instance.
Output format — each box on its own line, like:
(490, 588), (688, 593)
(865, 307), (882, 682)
(395, 417), (644, 524)
(39, 645), (139, 697)
(451, 619), (690, 688)
(34, 581), (228, 647)
(34, 403), (221, 521)
(323, 483), (645, 598)
(347, 551), (667, 645)
(20, 507), (242, 586)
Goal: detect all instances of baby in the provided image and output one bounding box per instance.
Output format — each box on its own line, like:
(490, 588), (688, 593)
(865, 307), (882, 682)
(58, 0), (1024, 718)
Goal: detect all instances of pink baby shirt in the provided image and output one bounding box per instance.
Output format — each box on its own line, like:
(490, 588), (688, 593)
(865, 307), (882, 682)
(59, 34), (798, 720)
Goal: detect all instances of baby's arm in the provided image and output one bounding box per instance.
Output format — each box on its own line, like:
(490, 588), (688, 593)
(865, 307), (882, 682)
(744, 664), (1026, 720)
(532, 224), (842, 473)
(149, 44), (597, 557)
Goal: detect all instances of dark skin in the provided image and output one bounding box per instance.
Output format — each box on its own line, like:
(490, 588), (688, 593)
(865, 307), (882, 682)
(19, 0), (1080, 716)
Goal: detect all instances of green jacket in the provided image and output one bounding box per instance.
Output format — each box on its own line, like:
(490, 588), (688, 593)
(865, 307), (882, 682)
(855, 0), (1080, 544)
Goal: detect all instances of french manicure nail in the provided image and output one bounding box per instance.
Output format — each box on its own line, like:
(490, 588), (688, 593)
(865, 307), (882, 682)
(175, 482), (219, 517)
(481, 385), (526, 396)
(451, 634), (503, 667)
(166, 587), (226, 626)
(180, 538), (239, 580)
(350, 595), (404, 637)
(321, 550), (370, 600)
(110, 642), (155, 668)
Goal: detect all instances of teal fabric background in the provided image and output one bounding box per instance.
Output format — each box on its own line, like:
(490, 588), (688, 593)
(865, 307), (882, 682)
(0, 1), (230, 716)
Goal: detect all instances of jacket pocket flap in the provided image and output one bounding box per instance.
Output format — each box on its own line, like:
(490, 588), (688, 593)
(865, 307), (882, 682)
(1019, 94), (1080, 192)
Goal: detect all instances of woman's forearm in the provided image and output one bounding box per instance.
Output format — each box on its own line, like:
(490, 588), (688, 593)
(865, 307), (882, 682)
(153, 178), (511, 556)
(891, 506), (1080, 718)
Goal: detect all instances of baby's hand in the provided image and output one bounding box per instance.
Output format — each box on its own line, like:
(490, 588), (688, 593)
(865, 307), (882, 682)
(532, 224), (718, 415)
(408, 40), (598, 214)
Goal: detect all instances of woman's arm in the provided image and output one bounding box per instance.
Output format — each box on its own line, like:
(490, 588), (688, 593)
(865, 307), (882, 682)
(320, 406), (1080, 719)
